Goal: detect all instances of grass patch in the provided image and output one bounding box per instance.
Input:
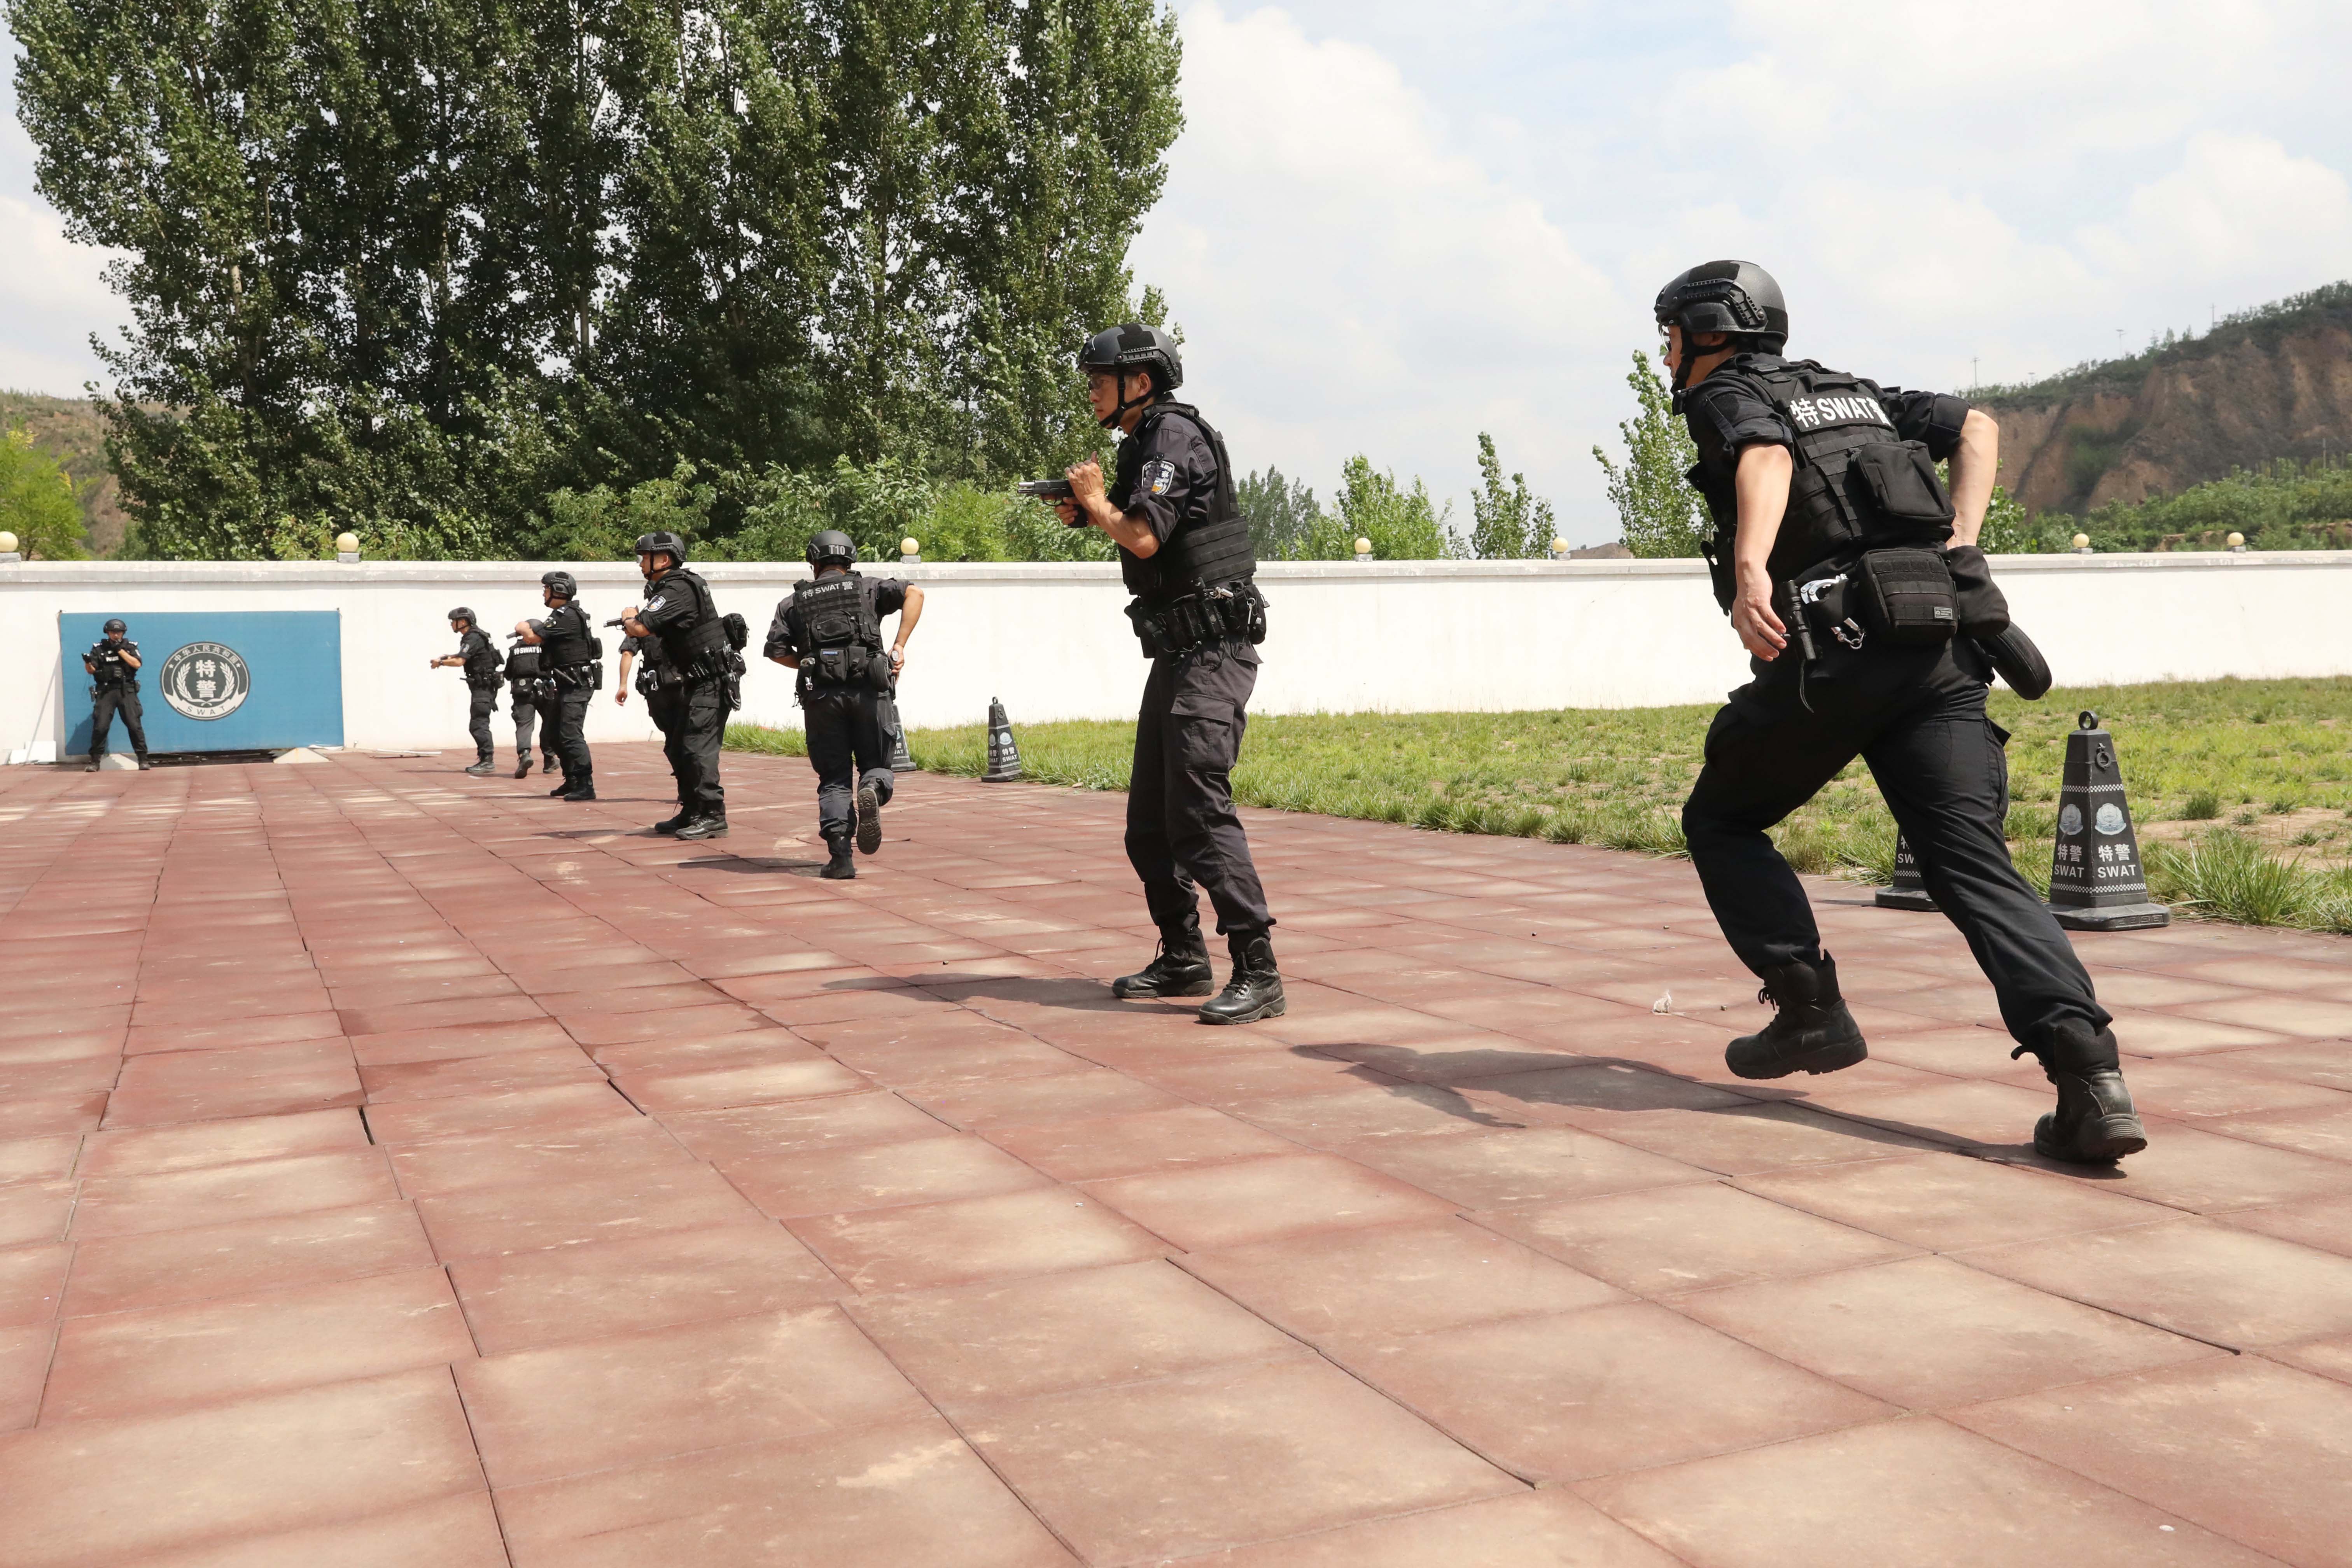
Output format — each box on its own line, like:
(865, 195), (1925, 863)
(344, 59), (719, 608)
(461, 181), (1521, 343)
(726, 676), (2352, 931)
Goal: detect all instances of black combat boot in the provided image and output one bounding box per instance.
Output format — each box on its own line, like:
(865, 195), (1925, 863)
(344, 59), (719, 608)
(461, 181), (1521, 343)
(86, 754), (101, 772)
(136, 755), (153, 771)
(1726, 953), (1869, 1079)
(1199, 932), (1286, 1025)
(653, 809), (691, 835)
(465, 752), (497, 776)
(819, 828), (857, 879)
(676, 814), (728, 840)
(855, 779), (883, 855)
(1112, 919), (1213, 1000)
(548, 777), (573, 797)
(2014, 1019), (2147, 1164)
(514, 753), (533, 779)
(561, 778), (597, 802)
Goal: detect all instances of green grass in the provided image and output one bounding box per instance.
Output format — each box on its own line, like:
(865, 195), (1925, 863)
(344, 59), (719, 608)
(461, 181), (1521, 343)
(726, 676), (2352, 932)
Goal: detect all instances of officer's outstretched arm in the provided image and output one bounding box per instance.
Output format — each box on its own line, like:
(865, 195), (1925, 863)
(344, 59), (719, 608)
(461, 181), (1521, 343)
(1947, 410), (1999, 547)
(1730, 444), (1794, 661)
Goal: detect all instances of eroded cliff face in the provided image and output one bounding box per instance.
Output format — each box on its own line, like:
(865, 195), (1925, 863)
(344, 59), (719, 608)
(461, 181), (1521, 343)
(1982, 319), (2352, 517)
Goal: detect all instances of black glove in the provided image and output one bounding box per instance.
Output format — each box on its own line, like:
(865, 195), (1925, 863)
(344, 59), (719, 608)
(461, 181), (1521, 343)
(1978, 623), (2052, 700)
(1942, 544), (2010, 637)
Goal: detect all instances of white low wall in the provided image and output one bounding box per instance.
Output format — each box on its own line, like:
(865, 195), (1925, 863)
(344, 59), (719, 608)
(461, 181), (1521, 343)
(4, 552), (2350, 756)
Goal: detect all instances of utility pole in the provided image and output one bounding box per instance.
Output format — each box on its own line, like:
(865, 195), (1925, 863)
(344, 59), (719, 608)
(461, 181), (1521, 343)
(1971, 355), (1979, 391)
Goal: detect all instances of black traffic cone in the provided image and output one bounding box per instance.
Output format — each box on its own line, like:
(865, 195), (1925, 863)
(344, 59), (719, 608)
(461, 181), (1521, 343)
(2047, 710), (2170, 931)
(1875, 833), (1939, 911)
(982, 698), (1023, 783)
(881, 686), (917, 773)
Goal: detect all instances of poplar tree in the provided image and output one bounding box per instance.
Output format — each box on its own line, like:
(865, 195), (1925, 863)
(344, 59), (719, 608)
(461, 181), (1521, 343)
(7, 0), (1182, 557)
(1592, 350), (1704, 558)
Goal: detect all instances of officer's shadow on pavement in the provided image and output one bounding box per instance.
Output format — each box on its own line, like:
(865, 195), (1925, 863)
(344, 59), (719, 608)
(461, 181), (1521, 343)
(875, 972), (1190, 1018)
(1304, 1042), (2035, 1167)
(676, 853), (831, 875)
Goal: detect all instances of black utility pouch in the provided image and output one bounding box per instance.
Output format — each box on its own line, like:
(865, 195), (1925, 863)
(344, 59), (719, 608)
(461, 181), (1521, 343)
(1123, 601), (1165, 658)
(1852, 441), (1956, 532)
(1941, 544), (2011, 636)
(1859, 548), (1959, 644)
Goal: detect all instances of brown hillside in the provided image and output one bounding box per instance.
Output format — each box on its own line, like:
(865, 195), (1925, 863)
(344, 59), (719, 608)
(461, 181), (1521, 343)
(0, 390), (127, 555)
(1979, 283), (2352, 517)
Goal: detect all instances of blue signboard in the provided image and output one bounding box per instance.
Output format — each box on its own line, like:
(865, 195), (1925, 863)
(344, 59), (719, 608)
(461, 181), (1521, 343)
(61, 612), (344, 754)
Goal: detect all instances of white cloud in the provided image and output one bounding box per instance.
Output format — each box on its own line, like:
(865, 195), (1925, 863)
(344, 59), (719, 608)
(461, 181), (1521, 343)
(0, 86), (123, 397)
(1131, 4), (1626, 532)
(2089, 131), (2352, 279)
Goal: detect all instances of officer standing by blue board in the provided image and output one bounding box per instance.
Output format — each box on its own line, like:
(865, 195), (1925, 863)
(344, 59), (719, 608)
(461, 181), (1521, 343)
(513, 571), (599, 800)
(1658, 260), (2144, 1164)
(82, 618), (150, 770)
(1055, 325), (1283, 1025)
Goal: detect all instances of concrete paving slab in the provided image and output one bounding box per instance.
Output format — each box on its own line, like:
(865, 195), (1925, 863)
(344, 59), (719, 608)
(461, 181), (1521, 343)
(1, 744), (2348, 1564)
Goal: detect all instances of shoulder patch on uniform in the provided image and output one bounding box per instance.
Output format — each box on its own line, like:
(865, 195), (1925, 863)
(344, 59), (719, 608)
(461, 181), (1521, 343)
(1142, 458), (1178, 497)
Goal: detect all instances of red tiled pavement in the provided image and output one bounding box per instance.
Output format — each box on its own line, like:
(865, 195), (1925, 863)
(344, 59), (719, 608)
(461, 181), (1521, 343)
(1, 744), (2348, 1564)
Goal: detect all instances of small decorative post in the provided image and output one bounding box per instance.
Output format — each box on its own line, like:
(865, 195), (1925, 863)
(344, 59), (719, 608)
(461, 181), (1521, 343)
(900, 537), (921, 565)
(1353, 537), (1373, 563)
(336, 532), (362, 564)
(0, 530), (20, 563)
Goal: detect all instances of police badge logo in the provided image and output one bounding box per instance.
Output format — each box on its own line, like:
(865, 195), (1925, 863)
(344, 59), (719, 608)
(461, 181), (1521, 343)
(1143, 459), (1177, 497)
(159, 641), (252, 721)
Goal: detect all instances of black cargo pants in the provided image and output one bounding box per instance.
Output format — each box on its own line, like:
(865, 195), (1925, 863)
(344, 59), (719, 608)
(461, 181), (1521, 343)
(665, 674), (728, 818)
(510, 685), (538, 762)
(466, 681), (499, 757)
(89, 684), (147, 758)
(546, 676), (593, 787)
(804, 686), (890, 838)
(1680, 636), (2107, 1051)
(1128, 637), (1274, 938)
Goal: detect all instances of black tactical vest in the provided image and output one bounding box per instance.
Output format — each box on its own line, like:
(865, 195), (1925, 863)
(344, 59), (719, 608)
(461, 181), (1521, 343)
(88, 642), (137, 687)
(1687, 358), (1956, 609)
(1119, 403), (1256, 604)
(651, 569), (730, 674)
(505, 645), (543, 681)
(539, 602), (594, 667)
(461, 632), (503, 684)
(791, 572), (884, 686)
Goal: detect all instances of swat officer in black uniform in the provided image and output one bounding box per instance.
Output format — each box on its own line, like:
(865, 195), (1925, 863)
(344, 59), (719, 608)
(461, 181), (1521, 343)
(82, 618), (150, 770)
(1056, 324), (1283, 1025)
(618, 532), (733, 839)
(504, 635), (554, 778)
(430, 607), (504, 775)
(513, 570), (598, 800)
(763, 530), (925, 879)
(1659, 260), (2144, 1165)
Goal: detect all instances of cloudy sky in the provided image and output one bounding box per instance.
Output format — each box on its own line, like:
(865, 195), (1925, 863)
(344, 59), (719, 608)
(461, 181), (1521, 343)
(7, 0), (2352, 539)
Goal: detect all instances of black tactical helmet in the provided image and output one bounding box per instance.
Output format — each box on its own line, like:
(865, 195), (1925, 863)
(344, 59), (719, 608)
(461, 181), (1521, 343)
(103, 618), (127, 634)
(1655, 261), (1788, 359)
(634, 531), (688, 565)
(541, 570), (576, 598)
(805, 530), (857, 568)
(1080, 324), (1182, 428)
(448, 606), (475, 625)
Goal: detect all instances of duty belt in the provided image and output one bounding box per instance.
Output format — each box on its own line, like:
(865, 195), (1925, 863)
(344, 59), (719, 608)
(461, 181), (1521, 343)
(1127, 581), (1263, 658)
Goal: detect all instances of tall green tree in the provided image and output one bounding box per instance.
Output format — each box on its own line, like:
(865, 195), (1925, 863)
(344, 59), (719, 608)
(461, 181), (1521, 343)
(9, 0), (1183, 557)
(0, 427), (91, 558)
(1468, 431), (1554, 558)
(1236, 465), (1321, 561)
(1591, 350), (1704, 558)
(1332, 455), (1460, 560)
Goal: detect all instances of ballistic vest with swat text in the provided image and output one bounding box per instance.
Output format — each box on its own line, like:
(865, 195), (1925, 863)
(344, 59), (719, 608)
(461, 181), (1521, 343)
(1685, 358), (1956, 610)
(1118, 402), (1256, 604)
(791, 571), (884, 686)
